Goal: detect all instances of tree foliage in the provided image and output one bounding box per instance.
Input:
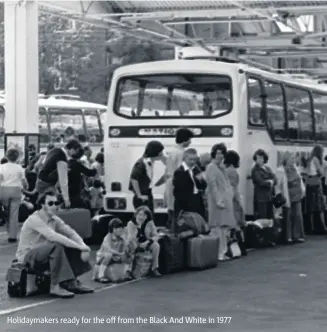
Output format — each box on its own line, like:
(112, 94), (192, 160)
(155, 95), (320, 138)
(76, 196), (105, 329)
(0, 4), (173, 104)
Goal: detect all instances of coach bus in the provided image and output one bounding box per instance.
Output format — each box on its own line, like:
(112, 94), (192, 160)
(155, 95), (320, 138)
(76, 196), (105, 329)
(0, 94), (106, 153)
(103, 58), (327, 220)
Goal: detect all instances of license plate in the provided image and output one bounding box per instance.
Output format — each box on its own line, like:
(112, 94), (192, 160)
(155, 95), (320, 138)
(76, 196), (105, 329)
(154, 198), (166, 209)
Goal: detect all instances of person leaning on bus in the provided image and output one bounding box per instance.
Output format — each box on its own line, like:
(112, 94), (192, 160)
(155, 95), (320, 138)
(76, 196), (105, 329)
(128, 141), (165, 214)
(251, 149), (277, 220)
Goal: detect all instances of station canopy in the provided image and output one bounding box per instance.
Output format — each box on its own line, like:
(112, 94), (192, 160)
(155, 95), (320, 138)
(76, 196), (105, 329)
(40, 0), (327, 79)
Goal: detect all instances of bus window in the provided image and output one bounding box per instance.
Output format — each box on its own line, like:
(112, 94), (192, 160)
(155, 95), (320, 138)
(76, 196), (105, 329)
(49, 108), (86, 142)
(0, 106), (4, 143)
(284, 86), (313, 141)
(84, 109), (101, 142)
(312, 92), (327, 141)
(264, 80), (287, 140)
(247, 77), (265, 126)
(115, 74), (232, 118)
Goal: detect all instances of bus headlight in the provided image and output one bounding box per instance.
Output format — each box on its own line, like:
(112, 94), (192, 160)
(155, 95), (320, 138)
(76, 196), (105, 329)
(106, 197), (127, 210)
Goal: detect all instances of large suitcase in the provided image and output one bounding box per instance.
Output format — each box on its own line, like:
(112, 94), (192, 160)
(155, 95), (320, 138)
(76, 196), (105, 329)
(56, 208), (91, 239)
(158, 234), (185, 275)
(88, 214), (116, 245)
(186, 235), (219, 270)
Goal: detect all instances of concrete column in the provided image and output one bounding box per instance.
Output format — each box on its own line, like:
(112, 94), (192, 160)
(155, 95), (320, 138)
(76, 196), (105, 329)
(4, 0), (39, 133)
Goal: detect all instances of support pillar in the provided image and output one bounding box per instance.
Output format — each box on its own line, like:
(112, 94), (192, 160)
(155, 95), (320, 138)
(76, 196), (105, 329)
(4, 0), (39, 133)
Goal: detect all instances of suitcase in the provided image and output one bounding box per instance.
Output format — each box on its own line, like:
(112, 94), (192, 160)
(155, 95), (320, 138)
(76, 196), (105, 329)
(88, 214), (116, 245)
(6, 260), (50, 298)
(56, 208), (92, 239)
(132, 252), (152, 279)
(186, 235), (219, 270)
(158, 234), (185, 275)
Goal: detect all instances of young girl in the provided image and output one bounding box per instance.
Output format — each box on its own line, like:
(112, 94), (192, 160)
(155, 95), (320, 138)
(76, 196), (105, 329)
(126, 206), (161, 277)
(90, 179), (105, 216)
(94, 218), (133, 283)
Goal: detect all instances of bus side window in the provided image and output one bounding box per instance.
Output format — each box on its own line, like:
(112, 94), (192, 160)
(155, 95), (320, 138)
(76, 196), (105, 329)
(312, 92), (327, 141)
(264, 80), (287, 140)
(39, 108), (50, 143)
(247, 77), (265, 126)
(284, 85), (313, 141)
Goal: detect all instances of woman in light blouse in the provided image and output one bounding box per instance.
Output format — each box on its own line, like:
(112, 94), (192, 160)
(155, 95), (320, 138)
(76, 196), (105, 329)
(0, 148), (28, 242)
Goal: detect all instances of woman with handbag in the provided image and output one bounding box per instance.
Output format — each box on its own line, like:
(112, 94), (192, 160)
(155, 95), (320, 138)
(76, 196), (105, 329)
(275, 152), (306, 244)
(306, 145), (327, 234)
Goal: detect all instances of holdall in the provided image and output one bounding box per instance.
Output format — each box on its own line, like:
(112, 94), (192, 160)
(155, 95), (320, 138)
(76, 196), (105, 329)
(93, 263), (127, 283)
(186, 235), (219, 270)
(56, 208), (91, 239)
(132, 252), (152, 279)
(88, 214), (116, 245)
(158, 234), (185, 275)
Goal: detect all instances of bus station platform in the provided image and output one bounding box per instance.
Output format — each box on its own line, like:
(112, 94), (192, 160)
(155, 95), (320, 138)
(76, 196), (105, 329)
(0, 228), (326, 332)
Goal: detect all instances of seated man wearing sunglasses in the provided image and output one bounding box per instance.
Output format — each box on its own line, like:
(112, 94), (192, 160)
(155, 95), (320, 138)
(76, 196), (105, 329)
(15, 191), (93, 298)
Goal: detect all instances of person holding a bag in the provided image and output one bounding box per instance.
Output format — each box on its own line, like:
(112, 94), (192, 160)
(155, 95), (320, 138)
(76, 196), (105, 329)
(275, 152), (306, 243)
(306, 145), (327, 234)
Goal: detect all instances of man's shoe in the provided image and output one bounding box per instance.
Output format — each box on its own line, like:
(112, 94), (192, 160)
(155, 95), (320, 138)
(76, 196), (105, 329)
(50, 285), (75, 298)
(8, 238), (17, 243)
(67, 280), (94, 294)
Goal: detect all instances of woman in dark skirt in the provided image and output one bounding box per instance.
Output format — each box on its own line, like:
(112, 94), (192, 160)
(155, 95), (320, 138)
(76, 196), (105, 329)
(306, 145), (327, 233)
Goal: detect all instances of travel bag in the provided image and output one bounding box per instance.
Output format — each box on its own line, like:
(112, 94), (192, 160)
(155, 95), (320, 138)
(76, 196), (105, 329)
(244, 219), (278, 248)
(186, 235), (219, 270)
(158, 234), (185, 275)
(93, 263), (127, 283)
(6, 260), (50, 298)
(132, 252), (152, 279)
(56, 208), (92, 239)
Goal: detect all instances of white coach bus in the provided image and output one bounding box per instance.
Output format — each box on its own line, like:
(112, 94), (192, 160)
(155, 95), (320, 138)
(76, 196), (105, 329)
(103, 57), (327, 220)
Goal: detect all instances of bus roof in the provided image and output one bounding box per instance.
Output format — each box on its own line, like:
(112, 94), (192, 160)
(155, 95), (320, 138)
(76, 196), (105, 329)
(113, 59), (327, 94)
(0, 96), (106, 110)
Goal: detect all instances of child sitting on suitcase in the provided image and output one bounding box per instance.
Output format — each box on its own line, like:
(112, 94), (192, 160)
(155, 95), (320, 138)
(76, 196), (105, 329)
(94, 218), (133, 283)
(126, 206), (161, 277)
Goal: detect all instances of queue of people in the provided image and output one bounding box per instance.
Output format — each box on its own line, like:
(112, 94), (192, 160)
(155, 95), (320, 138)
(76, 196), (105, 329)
(3, 128), (327, 300)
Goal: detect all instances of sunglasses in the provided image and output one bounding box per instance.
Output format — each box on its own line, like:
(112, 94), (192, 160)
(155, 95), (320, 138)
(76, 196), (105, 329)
(47, 201), (59, 207)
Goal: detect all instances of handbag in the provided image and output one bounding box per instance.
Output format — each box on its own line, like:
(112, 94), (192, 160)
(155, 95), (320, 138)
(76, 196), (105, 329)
(272, 193), (286, 209)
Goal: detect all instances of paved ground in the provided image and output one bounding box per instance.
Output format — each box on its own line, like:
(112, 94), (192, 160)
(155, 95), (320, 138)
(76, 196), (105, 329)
(0, 232), (326, 332)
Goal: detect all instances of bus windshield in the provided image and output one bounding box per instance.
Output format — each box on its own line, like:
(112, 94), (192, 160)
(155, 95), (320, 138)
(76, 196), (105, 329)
(84, 109), (101, 142)
(114, 74), (232, 118)
(49, 108), (86, 142)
